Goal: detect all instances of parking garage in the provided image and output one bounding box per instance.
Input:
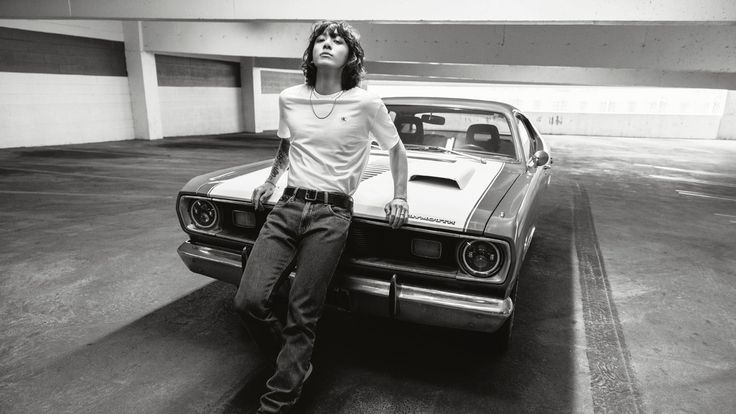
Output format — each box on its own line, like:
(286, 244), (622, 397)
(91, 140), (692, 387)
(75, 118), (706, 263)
(1, 2), (735, 413)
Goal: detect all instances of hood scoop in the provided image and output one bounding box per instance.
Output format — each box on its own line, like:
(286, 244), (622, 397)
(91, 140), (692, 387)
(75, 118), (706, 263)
(409, 163), (475, 190)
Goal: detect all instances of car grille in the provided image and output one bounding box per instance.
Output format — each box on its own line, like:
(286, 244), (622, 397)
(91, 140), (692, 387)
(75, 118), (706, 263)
(346, 220), (460, 271)
(181, 196), (464, 275)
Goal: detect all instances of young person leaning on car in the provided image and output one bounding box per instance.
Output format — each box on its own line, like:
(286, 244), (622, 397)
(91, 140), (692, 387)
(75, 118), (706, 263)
(232, 21), (409, 413)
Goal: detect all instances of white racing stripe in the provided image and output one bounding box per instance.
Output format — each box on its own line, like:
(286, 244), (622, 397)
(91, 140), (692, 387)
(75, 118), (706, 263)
(0, 190), (172, 199)
(0, 166), (182, 184)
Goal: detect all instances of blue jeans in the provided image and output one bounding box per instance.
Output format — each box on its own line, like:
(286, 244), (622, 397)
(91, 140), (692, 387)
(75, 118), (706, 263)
(233, 192), (352, 413)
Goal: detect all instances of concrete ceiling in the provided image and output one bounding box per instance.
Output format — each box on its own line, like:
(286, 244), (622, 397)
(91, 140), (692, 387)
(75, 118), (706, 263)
(1, 0), (735, 89)
(2, 0), (735, 23)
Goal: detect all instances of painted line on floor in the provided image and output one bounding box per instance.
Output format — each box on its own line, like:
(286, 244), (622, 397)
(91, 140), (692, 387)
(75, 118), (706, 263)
(9, 147), (257, 164)
(0, 190), (173, 199)
(573, 183), (645, 414)
(11, 160), (214, 173)
(0, 166), (182, 184)
(634, 164), (731, 177)
(676, 190), (736, 202)
(676, 147), (713, 154)
(715, 213), (736, 219)
(21, 147), (168, 158)
(649, 175), (736, 188)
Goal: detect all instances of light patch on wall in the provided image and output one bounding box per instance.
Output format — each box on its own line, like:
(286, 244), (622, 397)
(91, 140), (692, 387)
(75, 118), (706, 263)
(367, 80), (727, 116)
(366, 80), (728, 139)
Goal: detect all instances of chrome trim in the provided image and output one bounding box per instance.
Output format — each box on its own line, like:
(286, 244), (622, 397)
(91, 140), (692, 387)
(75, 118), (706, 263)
(177, 241), (512, 333)
(177, 241), (243, 285)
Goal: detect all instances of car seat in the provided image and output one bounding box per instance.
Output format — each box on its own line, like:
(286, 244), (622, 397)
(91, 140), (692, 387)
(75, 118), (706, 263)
(465, 124), (500, 152)
(394, 116), (424, 145)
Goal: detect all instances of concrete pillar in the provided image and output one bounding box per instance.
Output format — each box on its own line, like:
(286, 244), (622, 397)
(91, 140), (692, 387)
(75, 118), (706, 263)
(717, 90), (736, 140)
(122, 21), (162, 140)
(240, 57), (259, 133)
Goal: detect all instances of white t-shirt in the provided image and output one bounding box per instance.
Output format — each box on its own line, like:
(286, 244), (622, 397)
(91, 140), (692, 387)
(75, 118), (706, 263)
(277, 84), (399, 195)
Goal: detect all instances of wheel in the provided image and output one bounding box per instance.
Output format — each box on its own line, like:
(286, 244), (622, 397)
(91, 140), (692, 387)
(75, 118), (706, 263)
(493, 280), (518, 353)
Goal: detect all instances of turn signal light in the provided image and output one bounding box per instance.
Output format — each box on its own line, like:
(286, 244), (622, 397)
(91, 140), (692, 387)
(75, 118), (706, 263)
(411, 238), (442, 259)
(233, 210), (257, 228)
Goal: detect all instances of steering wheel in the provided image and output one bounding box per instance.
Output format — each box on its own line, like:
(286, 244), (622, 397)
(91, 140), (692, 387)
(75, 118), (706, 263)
(456, 144), (485, 151)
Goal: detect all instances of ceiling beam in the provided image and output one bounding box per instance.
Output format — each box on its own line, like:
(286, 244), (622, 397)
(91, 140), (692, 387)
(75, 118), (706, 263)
(140, 22), (735, 74)
(252, 57), (736, 90)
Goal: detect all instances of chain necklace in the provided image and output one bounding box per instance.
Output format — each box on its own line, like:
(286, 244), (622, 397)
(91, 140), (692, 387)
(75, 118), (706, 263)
(309, 87), (345, 119)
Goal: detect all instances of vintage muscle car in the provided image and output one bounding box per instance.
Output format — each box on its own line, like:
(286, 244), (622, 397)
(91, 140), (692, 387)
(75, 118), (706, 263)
(176, 97), (552, 350)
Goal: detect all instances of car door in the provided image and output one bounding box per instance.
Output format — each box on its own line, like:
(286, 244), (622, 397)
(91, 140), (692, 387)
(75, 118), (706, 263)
(514, 113), (549, 256)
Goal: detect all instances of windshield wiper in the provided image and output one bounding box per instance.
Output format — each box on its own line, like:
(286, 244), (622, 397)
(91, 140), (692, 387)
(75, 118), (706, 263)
(404, 144), (486, 164)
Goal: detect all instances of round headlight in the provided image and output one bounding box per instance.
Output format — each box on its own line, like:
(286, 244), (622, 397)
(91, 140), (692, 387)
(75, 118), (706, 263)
(458, 240), (502, 277)
(189, 199), (218, 229)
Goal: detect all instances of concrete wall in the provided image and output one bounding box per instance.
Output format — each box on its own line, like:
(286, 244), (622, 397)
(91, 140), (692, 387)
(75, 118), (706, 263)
(252, 70), (729, 139)
(253, 69), (303, 132)
(0, 21), (248, 147)
(155, 54), (243, 137)
(528, 113), (722, 139)
(717, 91), (736, 140)
(0, 72), (134, 148)
(0, 23), (134, 148)
(368, 80), (728, 139)
(159, 86), (243, 137)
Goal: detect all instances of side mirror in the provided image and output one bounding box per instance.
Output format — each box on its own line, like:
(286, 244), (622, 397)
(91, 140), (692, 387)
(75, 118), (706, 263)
(530, 150), (549, 167)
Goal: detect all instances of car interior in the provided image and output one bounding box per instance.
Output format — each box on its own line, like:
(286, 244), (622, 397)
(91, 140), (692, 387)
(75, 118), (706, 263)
(392, 113), (516, 158)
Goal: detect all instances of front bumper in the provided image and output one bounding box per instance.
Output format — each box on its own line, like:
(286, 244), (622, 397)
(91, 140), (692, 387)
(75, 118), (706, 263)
(177, 241), (513, 333)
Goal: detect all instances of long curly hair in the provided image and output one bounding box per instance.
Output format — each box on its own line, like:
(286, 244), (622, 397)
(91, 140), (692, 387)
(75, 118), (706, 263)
(301, 21), (366, 90)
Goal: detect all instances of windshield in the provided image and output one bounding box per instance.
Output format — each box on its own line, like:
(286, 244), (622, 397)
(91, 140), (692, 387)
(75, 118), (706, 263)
(383, 105), (516, 159)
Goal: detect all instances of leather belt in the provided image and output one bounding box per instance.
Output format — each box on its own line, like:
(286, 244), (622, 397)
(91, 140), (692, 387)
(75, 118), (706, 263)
(283, 186), (353, 210)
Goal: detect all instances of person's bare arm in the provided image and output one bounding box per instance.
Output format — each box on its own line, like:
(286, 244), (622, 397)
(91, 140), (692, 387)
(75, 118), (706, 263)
(384, 140), (409, 229)
(252, 138), (290, 210)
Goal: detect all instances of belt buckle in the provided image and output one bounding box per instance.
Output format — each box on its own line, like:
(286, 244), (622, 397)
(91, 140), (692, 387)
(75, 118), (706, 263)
(304, 189), (318, 202)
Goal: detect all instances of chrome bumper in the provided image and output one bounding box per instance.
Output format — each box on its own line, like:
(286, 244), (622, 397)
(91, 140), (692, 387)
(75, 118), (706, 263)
(177, 241), (513, 333)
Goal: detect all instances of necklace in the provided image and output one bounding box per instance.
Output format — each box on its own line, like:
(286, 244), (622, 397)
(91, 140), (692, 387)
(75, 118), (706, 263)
(309, 87), (345, 119)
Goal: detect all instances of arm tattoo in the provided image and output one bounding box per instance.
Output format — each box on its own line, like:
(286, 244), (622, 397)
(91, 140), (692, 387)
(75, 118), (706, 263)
(266, 139), (290, 184)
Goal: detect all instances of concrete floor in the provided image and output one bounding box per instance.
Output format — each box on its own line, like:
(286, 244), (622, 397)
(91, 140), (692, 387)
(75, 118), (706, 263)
(0, 133), (734, 413)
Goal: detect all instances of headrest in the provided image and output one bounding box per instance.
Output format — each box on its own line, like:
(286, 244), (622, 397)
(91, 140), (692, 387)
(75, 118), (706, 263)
(466, 124), (500, 142)
(394, 116), (424, 144)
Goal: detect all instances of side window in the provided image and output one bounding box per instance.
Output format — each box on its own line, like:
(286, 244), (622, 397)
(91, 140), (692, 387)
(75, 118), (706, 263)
(520, 115), (539, 154)
(516, 117), (532, 159)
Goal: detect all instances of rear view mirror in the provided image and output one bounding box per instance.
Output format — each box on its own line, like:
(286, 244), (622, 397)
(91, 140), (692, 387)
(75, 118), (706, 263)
(421, 114), (446, 125)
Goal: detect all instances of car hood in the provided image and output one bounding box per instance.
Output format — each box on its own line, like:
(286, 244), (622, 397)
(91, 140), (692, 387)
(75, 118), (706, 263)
(203, 152), (520, 234)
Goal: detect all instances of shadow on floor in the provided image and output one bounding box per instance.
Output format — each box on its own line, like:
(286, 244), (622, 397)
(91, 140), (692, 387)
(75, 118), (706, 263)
(223, 181), (580, 414)
(3, 180), (579, 414)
